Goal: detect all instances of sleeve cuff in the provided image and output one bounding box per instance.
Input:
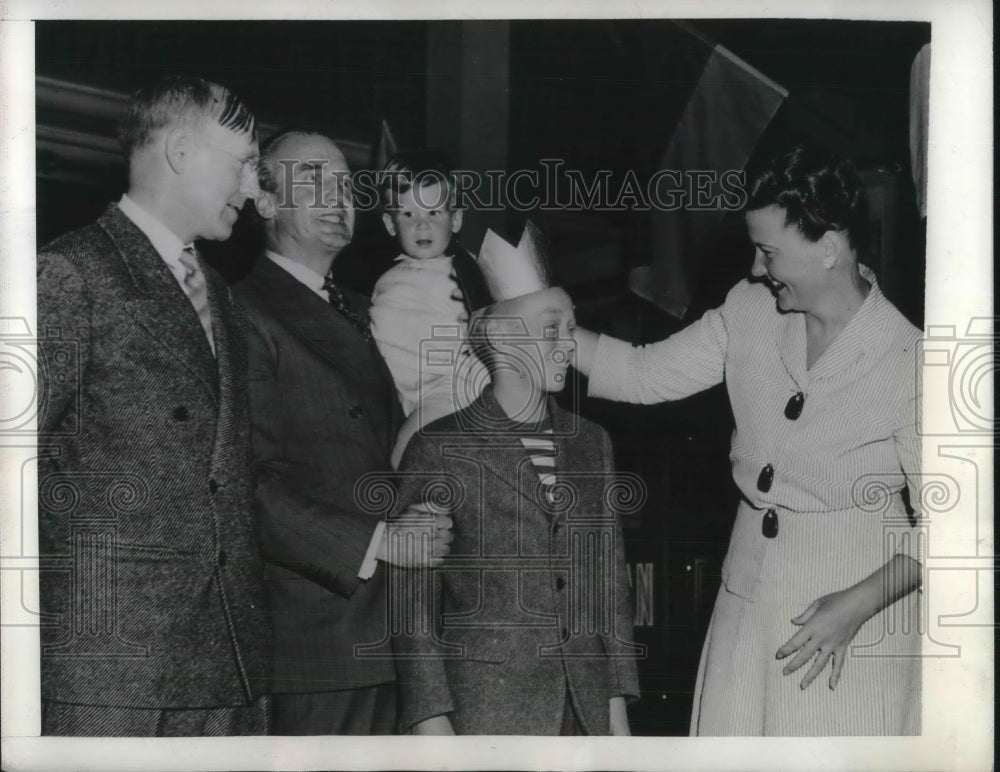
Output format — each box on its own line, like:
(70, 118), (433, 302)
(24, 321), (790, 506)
(358, 521), (387, 580)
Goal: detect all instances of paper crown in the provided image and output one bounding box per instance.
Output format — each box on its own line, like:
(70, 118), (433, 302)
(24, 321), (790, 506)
(476, 220), (551, 302)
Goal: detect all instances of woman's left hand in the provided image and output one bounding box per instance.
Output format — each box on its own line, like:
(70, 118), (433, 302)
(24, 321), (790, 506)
(775, 586), (877, 690)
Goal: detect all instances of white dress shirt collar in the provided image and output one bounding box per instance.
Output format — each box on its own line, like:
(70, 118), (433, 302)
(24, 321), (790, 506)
(118, 194), (193, 281)
(265, 250), (329, 300)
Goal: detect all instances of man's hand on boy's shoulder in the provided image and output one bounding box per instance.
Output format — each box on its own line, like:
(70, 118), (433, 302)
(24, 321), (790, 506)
(377, 502), (454, 568)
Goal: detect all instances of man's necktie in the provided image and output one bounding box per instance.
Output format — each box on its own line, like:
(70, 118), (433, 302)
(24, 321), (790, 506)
(322, 275), (374, 344)
(178, 246), (215, 355)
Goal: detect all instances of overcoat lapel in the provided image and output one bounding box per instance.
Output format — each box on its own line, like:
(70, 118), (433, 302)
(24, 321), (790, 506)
(243, 255), (404, 448)
(204, 267), (243, 469)
(99, 206), (219, 401)
(249, 257), (374, 377)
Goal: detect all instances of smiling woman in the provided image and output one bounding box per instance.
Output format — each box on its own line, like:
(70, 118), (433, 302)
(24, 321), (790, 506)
(571, 143), (924, 737)
(745, 146), (874, 367)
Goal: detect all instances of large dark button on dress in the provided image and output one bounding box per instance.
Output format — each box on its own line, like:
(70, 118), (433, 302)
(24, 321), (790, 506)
(757, 464), (774, 492)
(762, 508), (779, 539)
(784, 392), (805, 420)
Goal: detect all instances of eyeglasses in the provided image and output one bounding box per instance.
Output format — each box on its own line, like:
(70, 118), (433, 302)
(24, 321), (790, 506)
(202, 140), (259, 178)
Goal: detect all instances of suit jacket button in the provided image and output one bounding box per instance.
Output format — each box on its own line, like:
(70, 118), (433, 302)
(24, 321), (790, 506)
(172, 406), (189, 421)
(555, 577), (566, 590)
(349, 405), (364, 419)
(218, 550), (227, 567)
(209, 478), (218, 494)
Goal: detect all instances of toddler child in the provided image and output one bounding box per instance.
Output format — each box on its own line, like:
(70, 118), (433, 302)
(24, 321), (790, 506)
(370, 151), (491, 468)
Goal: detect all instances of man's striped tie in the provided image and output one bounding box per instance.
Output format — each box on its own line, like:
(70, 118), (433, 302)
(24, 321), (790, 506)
(178, 246), (215, 355)
(322, 274), (374, 344)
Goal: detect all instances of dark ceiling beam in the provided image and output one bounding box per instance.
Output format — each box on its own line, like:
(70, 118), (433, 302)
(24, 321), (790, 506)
(34, 75), (373, 183)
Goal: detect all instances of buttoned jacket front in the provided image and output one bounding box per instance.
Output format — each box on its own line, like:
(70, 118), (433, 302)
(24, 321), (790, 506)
(36, 204), (270, 708)
(233, 255), (402, 695)
(589, 273), (923, 605)
(392, 389), (641, 735)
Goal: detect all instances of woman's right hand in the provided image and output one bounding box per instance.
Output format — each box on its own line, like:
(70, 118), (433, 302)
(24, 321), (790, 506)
(412, 714), (456, 735)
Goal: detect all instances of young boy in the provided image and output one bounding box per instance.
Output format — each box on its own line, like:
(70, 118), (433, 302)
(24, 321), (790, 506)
(389, 223), (642, 735)
(370, 152), (491, 468)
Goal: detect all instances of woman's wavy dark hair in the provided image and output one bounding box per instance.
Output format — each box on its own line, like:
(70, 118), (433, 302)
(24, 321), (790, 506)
(747, 144), (870, 258)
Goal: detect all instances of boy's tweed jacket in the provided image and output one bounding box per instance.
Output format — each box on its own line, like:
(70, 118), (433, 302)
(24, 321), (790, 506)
(392, 388), (641, 735)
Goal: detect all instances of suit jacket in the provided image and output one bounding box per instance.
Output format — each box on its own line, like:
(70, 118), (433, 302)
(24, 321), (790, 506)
(392, 389), (641, 735)
(36, 204), (270, 709)
(232, 255), (401, 694)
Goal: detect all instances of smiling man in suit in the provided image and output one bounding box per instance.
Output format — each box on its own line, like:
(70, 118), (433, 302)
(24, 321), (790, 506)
(36, 75), (271, 736)
(234, 130), (453, 735)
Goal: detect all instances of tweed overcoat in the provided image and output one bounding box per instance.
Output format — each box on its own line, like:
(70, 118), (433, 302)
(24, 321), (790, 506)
(233, 255), (401, 695)
(36, 204), (271, 709)
(392, 389), (641, 735)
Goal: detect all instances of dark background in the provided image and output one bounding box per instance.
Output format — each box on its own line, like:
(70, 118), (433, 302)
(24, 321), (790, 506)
(35, 19), (930, 736)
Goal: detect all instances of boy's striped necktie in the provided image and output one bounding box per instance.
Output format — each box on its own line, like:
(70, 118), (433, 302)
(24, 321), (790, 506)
(520, 418), (557, 505)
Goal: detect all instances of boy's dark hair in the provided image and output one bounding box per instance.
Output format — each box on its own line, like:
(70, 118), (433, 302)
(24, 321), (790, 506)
(380, 150), (457, 211)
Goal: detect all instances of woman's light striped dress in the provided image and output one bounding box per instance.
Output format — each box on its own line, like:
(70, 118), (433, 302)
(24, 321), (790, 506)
(588, 268), (923, 736)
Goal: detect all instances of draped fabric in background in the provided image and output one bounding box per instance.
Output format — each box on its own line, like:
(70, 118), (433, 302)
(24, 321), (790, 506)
(633, 32), (787, 319)
(909, 43), (931, 220)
